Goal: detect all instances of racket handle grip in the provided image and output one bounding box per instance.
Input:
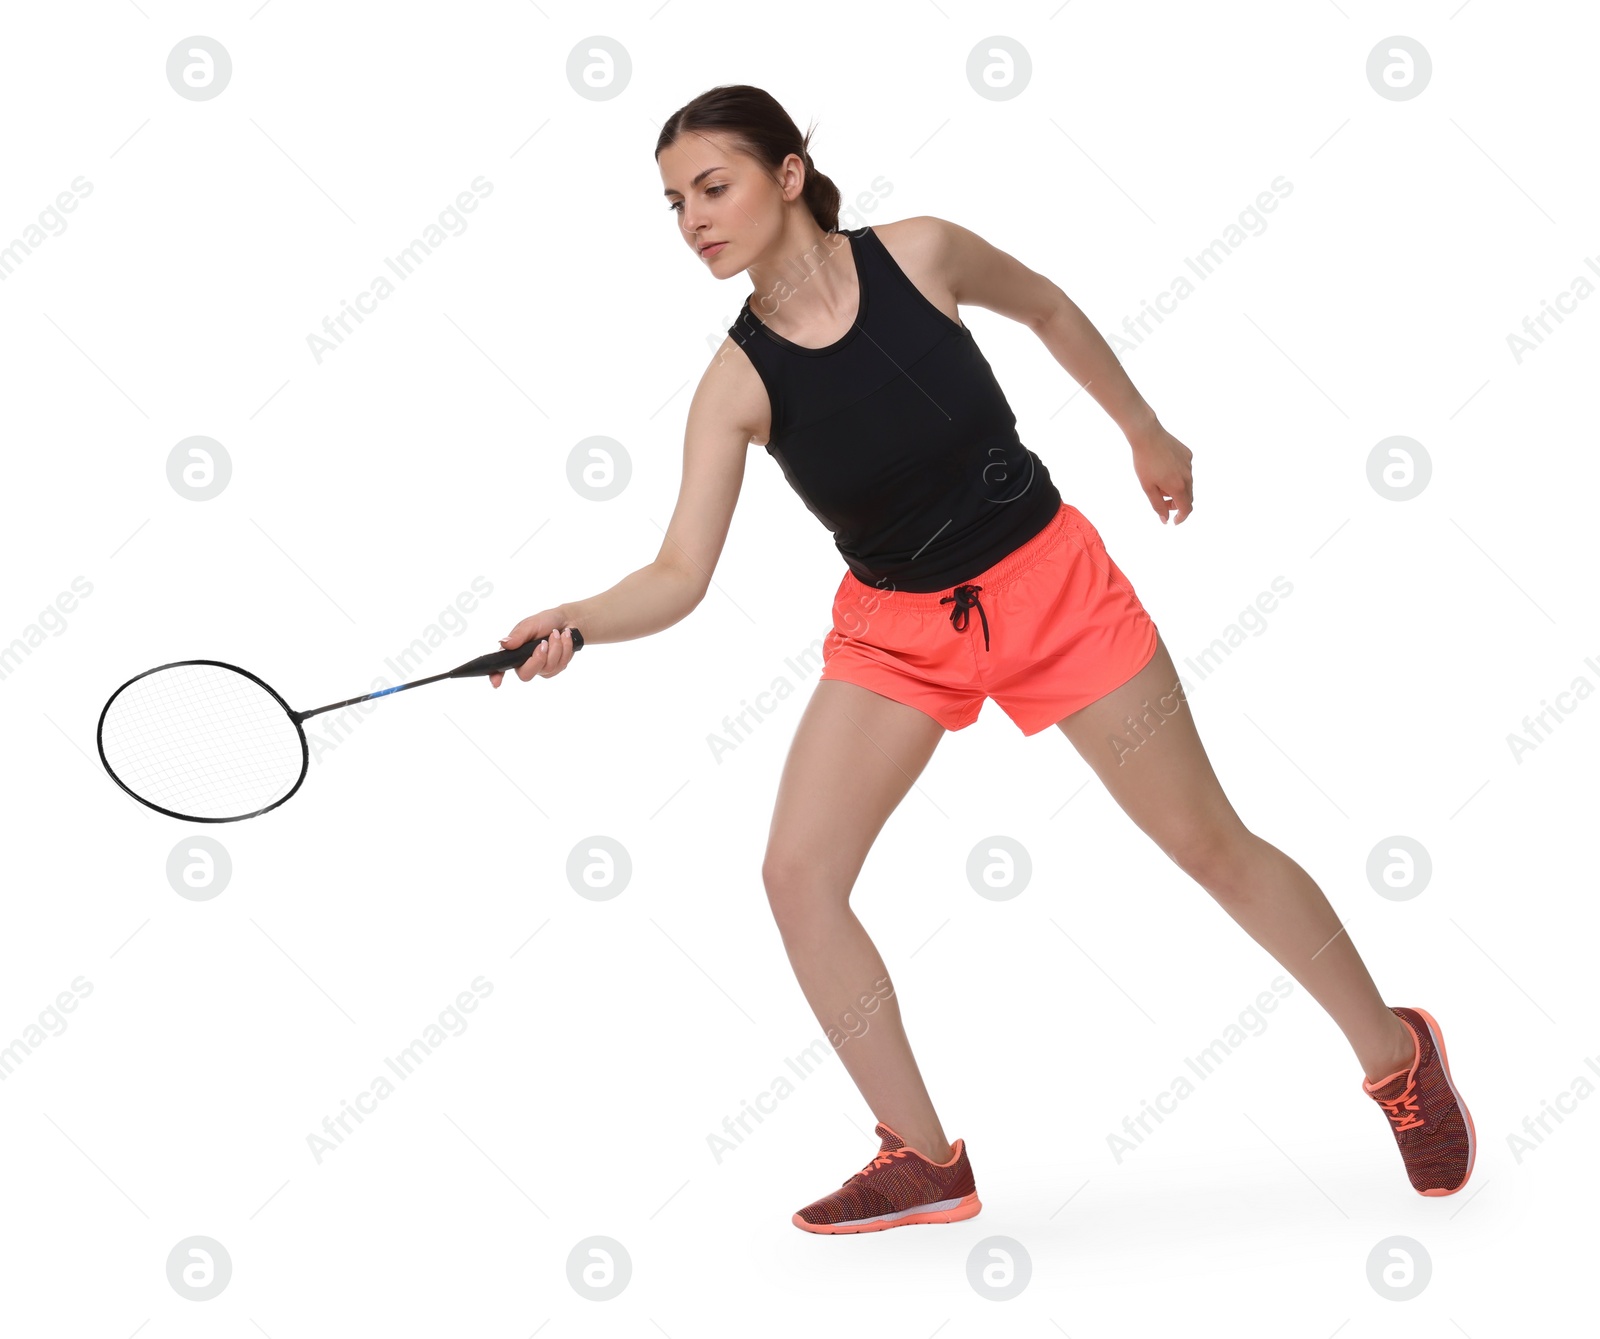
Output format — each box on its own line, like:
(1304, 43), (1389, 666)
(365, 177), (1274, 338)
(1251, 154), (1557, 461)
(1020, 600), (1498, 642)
(450, 628), (585, 678)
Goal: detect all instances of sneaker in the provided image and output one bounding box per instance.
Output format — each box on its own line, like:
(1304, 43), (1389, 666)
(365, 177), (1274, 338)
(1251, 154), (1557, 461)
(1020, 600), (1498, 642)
(1362, 1006), (1476, 1196)
(791, 1121), (982, 1234)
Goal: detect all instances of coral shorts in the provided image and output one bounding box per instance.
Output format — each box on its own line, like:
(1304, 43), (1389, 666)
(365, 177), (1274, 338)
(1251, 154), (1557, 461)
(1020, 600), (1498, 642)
(819, 501), (1161, 736)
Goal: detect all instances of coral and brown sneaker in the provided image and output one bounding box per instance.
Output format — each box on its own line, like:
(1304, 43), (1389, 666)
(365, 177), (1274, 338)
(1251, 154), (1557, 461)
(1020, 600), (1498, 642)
(792, 1121), (981, 1234)
(1362, 1006), (1476, 1196)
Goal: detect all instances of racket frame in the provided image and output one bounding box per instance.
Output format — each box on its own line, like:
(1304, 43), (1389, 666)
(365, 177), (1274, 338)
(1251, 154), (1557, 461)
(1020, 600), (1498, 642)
(97, 659), (310, 824)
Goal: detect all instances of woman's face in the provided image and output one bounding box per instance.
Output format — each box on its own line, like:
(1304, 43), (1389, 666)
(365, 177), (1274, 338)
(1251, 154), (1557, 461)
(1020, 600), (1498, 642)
(660, 134), (780, 273)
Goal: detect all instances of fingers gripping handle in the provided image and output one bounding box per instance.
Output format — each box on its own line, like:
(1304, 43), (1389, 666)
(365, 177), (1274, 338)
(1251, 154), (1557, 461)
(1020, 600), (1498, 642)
(449, 629), (585, 679)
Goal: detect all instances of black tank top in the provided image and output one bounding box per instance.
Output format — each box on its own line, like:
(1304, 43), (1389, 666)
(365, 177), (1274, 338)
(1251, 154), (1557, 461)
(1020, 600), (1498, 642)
(727, 224), (1062, 592)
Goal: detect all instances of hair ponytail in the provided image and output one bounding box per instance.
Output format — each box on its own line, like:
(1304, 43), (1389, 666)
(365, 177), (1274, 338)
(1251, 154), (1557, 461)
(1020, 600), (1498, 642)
(797, 137), (842, 233)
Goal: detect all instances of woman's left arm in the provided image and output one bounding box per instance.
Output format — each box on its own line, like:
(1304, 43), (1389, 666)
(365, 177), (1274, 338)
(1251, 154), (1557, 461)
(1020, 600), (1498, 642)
(932, 216), (1195, 525)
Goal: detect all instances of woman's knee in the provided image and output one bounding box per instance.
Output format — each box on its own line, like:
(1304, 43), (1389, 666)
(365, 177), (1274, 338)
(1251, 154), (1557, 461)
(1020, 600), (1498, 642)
(762, 850), (850, 934)
(1163, 824), (1259, 896)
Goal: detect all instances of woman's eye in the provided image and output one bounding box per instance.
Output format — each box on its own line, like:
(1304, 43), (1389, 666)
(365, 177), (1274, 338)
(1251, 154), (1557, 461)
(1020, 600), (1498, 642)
(669, 184), (727, 212)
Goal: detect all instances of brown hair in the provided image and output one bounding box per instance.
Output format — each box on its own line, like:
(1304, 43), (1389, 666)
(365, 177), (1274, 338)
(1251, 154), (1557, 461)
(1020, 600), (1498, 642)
(655, 84), (841, 232)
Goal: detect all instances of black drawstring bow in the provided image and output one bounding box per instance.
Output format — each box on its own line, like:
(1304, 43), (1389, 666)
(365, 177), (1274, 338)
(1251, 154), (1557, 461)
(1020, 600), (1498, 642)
(941, 583), (990, 651)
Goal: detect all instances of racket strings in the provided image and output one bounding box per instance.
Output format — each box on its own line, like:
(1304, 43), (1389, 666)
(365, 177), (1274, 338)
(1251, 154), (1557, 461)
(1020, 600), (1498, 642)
(100, 664), (305, 820)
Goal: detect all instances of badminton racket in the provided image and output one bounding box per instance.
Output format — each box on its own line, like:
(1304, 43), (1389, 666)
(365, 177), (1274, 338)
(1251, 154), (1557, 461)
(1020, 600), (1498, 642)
(97, 631), (584, 823)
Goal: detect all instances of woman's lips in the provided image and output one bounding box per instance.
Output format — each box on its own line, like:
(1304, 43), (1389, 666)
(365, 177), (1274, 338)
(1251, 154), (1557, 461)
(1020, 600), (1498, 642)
(700, 241), (728, 259)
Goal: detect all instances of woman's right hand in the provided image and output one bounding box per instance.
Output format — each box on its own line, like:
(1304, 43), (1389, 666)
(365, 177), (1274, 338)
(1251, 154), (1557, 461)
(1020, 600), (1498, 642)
(490, 609), (578, 688)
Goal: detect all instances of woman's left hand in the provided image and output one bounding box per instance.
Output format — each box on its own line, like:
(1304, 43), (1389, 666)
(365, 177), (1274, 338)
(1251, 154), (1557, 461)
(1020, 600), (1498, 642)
(1129, 421), (1194, 525)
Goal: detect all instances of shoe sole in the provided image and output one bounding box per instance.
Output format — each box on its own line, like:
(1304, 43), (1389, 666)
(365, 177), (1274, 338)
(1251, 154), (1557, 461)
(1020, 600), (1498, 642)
(792, 1191), (982, 1234)
(1410, 1005), (1477, 1196)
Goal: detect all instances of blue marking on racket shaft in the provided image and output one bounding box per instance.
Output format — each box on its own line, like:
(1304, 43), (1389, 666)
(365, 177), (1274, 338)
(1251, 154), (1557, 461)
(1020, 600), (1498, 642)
(369, 685), (406, 698)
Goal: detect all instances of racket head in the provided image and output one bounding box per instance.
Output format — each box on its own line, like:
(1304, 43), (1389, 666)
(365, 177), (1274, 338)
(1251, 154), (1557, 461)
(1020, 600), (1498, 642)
(97, 660), (309, 823)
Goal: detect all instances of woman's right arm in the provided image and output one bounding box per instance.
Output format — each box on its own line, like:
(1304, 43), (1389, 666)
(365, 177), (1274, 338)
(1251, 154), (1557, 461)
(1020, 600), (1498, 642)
(491, 336), (765, 686)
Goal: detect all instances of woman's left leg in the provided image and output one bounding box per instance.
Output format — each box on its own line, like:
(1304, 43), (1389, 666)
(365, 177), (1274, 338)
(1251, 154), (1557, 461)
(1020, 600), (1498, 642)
(1054, 635), (1415, 1083)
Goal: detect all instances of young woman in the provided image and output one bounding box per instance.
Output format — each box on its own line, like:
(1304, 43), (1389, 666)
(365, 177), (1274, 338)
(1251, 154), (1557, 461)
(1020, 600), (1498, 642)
(491, 85), (1475, 1234)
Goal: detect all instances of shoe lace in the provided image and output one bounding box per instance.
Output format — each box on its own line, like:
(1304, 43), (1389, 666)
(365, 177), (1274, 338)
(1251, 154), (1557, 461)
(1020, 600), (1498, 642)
(1377, 1075), (1426, 1132)
(846, 1147), (908, 1185)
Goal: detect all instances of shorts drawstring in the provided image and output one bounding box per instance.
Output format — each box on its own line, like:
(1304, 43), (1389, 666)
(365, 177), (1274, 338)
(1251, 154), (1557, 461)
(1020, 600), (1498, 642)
(941, 583), (990, 651)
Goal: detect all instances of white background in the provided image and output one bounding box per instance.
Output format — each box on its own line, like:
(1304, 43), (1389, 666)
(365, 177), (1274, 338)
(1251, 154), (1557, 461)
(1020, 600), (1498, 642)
(1, 1), (1595, 1334)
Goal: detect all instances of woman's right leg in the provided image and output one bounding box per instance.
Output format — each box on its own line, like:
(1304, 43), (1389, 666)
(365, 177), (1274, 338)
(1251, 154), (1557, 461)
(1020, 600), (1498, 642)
(763, 678), (954, 1161)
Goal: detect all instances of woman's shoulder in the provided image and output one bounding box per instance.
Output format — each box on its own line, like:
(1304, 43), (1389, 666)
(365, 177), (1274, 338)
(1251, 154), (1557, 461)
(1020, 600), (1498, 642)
(866, 214), (953, 264)
(865, 216), (966, 331)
